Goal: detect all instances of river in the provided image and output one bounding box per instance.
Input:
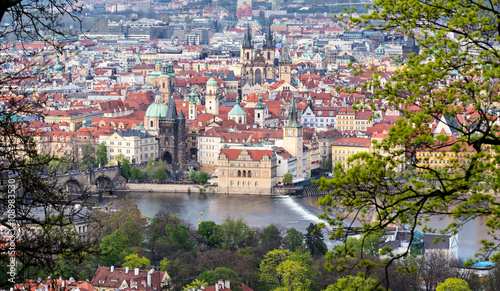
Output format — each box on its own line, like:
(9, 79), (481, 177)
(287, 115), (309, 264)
(127, 191), (494, 259)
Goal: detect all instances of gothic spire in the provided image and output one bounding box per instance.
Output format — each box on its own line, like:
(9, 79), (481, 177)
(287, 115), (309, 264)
(264, 25), (274, 49)
(286, 96), (301, 128)
(243, 24), (253, 48)
(280, 40), (292, 63)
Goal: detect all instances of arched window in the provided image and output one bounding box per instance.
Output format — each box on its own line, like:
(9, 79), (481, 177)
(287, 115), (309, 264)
(257, 113), (261, 118)
(209, 90), (212, 94)
(246, 52), (250, 60)
(267, 52), (271, 60)
(255, 182), (258, 187)
(238, 117), (242, 123)
(230, 181), (233, 186)
(237, 170), (241, 177)
(150, 120), (153, 127)
(237, 181), (240, 186)
(248, 171), (251, 178)
(162, 83), (165, 88)
(243, 181), (246, 186)
(243, 170), (246, 177)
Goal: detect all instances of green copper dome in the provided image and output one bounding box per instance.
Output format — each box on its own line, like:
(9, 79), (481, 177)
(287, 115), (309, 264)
(53, 56), (63, 74)
(145, 95), (168, 118)
(229, 103), (246, 115)
(206, 77), (218, 87)
(188, 87), (199, 104)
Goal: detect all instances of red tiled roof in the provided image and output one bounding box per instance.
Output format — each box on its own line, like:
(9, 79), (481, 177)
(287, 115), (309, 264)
(220, 148), (274, 161)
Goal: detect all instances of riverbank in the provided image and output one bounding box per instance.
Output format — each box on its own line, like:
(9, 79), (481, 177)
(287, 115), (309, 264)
(126, 183), (218, 193)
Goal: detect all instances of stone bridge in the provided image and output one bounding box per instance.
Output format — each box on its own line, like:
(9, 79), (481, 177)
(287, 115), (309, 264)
(55, 167), (126, 195)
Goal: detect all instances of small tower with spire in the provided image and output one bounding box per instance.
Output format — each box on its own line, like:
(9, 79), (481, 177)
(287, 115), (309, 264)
(188, 87), (199, 121)
(282, 96), (303, 180)
(279, 36), (292, 84)
(205, 77), (219, 115)
(254, 93), (265, 127)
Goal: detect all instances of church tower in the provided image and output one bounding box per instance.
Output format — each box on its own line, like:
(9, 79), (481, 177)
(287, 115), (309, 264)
(188, 87), (199, 121)
(263, 26), (275, 80)
(241, 25), (254, 66)
(279, 38), (292, 85)
(159, 61), (176, 103)
(283, 96), (303, 180)
(205, 77), (219, 115)
(241, 25), (254, 86)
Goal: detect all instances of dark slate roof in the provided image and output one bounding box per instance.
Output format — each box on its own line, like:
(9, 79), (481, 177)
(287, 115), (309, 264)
(165, 98), (178, 120)
(225, 70), (236, 81)
(118, 129), (154, 138)
(443, 115), (460, 133)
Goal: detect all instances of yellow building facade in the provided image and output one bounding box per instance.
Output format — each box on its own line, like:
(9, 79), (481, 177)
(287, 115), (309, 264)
(332, 137), (372, 169)
(217, 147), (278, 195)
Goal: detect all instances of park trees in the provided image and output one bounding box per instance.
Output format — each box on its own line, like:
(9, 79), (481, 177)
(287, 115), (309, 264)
(317, 0), (500, 286)
(96, 143), (108, 167)
(219, 216), (255, 252)
(121, 158), (131, 180)
(81, 143), (96, 169)
(282, 172), (293, 185)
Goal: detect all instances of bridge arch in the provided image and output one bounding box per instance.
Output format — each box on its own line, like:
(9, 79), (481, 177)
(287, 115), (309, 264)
(65, 179), (83, 194)
(95, 175), (114, 191)
(162, 151), (173, 164)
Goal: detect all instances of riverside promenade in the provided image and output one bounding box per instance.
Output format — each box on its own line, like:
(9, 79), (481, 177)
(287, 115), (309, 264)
(127, 183), (218, 193)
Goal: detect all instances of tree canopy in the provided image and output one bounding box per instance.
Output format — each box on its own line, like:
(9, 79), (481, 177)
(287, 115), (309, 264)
(317, 0), (500, 285)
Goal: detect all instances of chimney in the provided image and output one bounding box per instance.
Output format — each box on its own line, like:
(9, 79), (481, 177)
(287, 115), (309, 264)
(134, 268), (139, 275)
(224, 280), (230, 289)
(110, 266), (114, 273)
(147, 274), (151, 286)
(125, 267), (130, 274)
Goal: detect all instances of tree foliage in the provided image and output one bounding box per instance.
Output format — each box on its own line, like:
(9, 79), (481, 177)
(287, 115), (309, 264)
(121, 158), (131, 180)
(122, 254), (151, 269)
(219, 216), (254, 252)
(282, 172), (293, 184)
(325, 275), (382, 291)
(130, 166), (144, 181)
(96, 143), (108, 167)
(317, 0), (500, 284)
(304, 223), (327, 257)
(283, 227), (303, 252)
(82, 143), (95, 169)
(198, 171), (209, 185)
(436, 278), (471, 291)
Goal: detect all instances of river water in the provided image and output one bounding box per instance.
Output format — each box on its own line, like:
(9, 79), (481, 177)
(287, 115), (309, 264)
(127, 191), (493, 259)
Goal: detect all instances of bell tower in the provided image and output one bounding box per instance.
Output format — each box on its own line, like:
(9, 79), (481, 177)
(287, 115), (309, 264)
(282, 96), (303, 180)
(205, 77), (219, 115)
(279, 37), (292, 85)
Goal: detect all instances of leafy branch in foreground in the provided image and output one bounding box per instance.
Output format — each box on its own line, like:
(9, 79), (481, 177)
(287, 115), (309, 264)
(319, 0), (500, 288)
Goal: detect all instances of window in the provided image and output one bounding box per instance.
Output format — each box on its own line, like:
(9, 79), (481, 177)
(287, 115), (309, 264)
(255, 182), (258, 187)
(221, 171), (225, 176)
(230, 181), (233, 186)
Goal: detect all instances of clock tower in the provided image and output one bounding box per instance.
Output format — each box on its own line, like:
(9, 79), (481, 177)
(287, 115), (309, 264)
(283, 96), (303, 180)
